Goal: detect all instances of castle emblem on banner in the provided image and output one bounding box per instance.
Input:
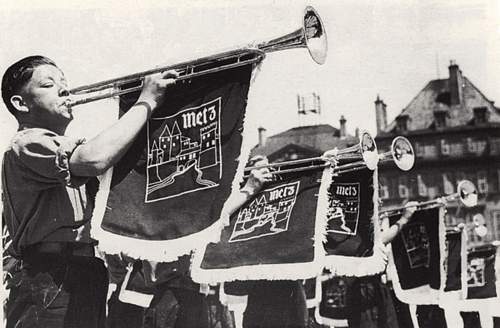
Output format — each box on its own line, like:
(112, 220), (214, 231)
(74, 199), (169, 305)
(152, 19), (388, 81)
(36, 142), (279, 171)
(467, 257), (486, 287)
(145, 98), (222, 202)
(229, 181), (300, 242)
(401, 223), (430, 269)
(326, 182), (360, 236)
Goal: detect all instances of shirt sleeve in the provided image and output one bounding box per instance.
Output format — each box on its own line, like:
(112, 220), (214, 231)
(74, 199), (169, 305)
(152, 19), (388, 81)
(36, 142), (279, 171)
(11, 128), (87, 187)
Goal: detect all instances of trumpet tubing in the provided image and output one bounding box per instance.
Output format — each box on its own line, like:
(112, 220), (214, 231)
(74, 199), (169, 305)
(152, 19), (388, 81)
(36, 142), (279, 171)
(243, 157), (328, 179)
(243, 132), (379, 178)
(380, 180), (478, 217)
(68, 6), (327, 107)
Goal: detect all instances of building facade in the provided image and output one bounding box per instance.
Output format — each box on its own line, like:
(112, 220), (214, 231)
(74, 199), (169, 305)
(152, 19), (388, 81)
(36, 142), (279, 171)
(375, 61), (500, 247)
(252, 65), (500, 247)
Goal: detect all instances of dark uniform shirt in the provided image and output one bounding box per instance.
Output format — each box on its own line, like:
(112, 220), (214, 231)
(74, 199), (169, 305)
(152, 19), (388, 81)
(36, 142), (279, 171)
(2, 127), (93, 257)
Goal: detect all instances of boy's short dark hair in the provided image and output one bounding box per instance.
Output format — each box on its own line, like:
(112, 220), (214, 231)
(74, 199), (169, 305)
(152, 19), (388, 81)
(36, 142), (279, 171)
(1, 56), (58, 117)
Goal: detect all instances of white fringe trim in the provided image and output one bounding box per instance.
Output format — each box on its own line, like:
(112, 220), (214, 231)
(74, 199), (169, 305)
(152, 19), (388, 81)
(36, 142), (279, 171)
(118, 265), (154, 308)
(388, 206), (445, 305)
(460, 226), (469, 300)
(443, 297), (500, 315)
(316, 166), (333, 261)
(323, 169), (385, 277)
(91, 169), (227, 262)
(439, 224), (468, 305)
(219, 61), (264, 228)
(191, 248), (325, 283)
(409, 304), (420, 328)
(305, 277), (322, 309)
(314, 312), (348, 328)
(218, 283), (248, 307)
(479, 313), (496, 328)
(190, 166), (330, 283)
(441, 307), (465, 328)
(91, 63), (263, 262)
(441, 303), (499, 328)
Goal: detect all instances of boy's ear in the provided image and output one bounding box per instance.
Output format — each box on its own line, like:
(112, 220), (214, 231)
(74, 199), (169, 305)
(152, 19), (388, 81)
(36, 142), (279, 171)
(10, 95), (29, 114)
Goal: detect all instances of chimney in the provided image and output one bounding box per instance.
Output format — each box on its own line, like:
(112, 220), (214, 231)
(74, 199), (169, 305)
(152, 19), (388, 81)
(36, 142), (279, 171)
(258, 127), (267, 147)
(297, 94), (304, 114)
(448, 60), (463, 105)
(339, 115), (347, 138)
(374, 95), (387, 133)
(355, 127), (359, 138)
(317, 94), (321, 114)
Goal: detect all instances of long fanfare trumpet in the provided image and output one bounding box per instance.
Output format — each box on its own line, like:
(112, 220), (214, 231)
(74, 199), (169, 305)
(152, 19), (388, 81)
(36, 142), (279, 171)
(67, 6), (328, 107)
(378, 136), (415, 171)
(380, 180), (478, 217)
(328, 131), (379, 175)
(243, 131), (379, 178)
(449, 213), (488, 237)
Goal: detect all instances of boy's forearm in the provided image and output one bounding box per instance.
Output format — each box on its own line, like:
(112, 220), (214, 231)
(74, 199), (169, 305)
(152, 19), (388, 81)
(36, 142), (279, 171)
(69, 101), (154, 176)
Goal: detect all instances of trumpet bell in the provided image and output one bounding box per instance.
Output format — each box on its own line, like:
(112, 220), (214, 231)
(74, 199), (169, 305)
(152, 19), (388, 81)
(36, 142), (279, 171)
(458, 180), (478, 207)
(391, 136), (415, 171)
(360, 131), (378, 170)
(303, 6), (328, 65)
(473, 214), (488, 237)
(258, 6), (327, 65)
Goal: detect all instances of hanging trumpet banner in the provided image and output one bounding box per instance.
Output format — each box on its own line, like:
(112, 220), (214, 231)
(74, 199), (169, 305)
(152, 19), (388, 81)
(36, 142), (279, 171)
(441, 229), (468, 298)
(463, 245), (500, 322)
(90, 61), (263, 261)
(191, 166), (330, 283)
(322, 167), (384, 276)
(387, 207), (445, 305)
(441, 244), (499, 326)
(466, 245), (497, 300)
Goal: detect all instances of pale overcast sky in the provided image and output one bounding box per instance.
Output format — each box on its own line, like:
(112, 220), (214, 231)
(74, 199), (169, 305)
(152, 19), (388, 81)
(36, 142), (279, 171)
(1, 0), (499, 148)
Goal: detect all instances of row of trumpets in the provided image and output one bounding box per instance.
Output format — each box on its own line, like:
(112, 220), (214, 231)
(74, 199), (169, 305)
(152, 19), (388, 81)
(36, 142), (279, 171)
(244, 131), (479, 217)
(64, 4), (479, 223)
(244, 132), (414, 176)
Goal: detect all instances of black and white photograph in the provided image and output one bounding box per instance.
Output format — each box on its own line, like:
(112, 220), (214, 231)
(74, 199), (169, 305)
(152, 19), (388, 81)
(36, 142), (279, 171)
(1, 0), (500, 327)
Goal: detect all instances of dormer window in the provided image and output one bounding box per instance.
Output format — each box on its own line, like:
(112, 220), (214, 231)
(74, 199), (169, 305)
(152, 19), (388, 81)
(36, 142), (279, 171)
(473, 107), (488, 125)
(396, 114), (409, 133)
(434, 110), (447, 128)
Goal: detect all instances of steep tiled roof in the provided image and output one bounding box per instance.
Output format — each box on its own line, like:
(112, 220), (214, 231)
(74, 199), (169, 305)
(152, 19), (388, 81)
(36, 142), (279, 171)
(251, 124), (358, 157)
(384, 75), (500, 133)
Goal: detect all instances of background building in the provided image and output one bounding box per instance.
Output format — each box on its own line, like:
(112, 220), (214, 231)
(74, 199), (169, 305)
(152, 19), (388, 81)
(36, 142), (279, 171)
(375, 61), (500, 247)
(253, 62), (500, 248)
(251, 93), (357, 163)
